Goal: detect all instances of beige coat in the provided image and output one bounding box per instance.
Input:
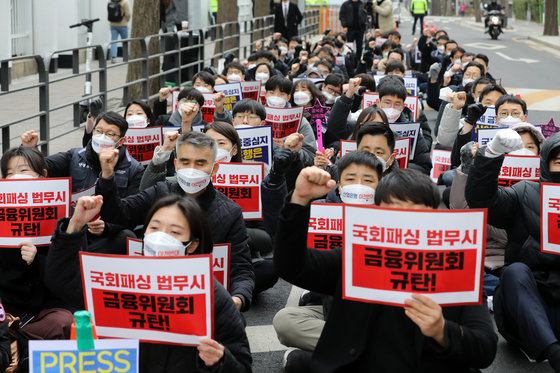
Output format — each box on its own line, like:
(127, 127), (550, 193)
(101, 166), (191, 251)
(373, 0), (395, 34)
(108, 0), (131, 27)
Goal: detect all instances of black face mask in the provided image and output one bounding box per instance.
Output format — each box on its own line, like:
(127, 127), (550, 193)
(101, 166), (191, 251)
(550, 172), (560, 184)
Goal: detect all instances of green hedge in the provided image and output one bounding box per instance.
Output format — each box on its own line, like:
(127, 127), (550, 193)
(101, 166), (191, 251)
(513, 0), (541, 22)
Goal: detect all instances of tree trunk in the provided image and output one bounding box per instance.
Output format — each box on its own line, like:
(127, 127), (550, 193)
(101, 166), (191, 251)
(254, 0), (270, 17)
(446, 0), (454, 15)
(544, 0), (559, 35)
(473, 0), (482, 22)
(432, 0), (441, 16)
(125, 0), (160, 102)
(216, 0), (240, 64)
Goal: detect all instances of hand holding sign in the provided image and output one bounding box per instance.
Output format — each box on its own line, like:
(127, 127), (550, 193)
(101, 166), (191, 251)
(162, 130), (180, 151)
(21, 130), (39, 147)
(99, 148), (119, 179)
(67, 195), (103, 234)
(404, 294), (446, 347)
(87, 219), (105, 236)
(19, 241), (37, 265)
(292, 167), (336, 206)
(213, 92), (226, 113)
(198, 337), (225, 367)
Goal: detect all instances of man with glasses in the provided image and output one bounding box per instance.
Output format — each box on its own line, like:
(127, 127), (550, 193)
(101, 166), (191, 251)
(20, 111), (143, 254)
(494, 95), (528, 127)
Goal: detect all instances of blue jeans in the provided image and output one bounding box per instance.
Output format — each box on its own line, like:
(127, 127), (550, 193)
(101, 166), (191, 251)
(110, 25), (128, 58)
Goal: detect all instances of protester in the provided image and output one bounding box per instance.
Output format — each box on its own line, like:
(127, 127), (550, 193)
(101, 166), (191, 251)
(339, 0), (367, 63)
(45, 194), (252, 372)
(95, 131), (255, 311)
(277, 167), (497, 371)
(274, 0), (303, 40)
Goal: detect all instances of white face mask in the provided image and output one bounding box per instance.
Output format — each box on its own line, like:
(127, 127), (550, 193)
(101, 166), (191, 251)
(437, 45), (445, 54)
(279, 46), (288, 55)
(509, 147), (536, 156)
(382, 107), (402, 123)
(235, 124), (253, 129)
(454, 59), (461, 65)
(176, 167), (211, 194)
(267, 95), (287, 108)
(255, 72), (270, 83)
(383, 52), (389, 58)
(293, 91), (311, 106)
(126, 114), (148, 128)
(340, 184), (376, 205)
(8, 174), (38, 180)
(323, 91), (336, 104)
(375, 155), (388, 172)
(92, 134), (117, 154)
(227, 73), (242, 82)
(195, 86), (211, 93)
(499, 116), (523, 127)
(216, 148), (233, 163)
(289, 48), (296, 55)
(462, 62), (469, 69)
(247, 63), (257, 70)
(462, 78), (475, 87)
(143, 231), (190, 257)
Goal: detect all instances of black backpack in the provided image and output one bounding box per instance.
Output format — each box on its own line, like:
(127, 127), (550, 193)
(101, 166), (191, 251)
(107, 0), (124, 22)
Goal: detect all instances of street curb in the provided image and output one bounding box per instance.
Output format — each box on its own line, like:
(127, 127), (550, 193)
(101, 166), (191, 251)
(527, 36), (560, 51)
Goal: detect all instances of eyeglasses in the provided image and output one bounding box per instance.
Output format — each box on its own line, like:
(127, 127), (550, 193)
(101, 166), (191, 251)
(324, 85), (341, 96)
(93, 127), (120, 140)
(497, 110), (523, 118)
(463, 73), (481, 80)
(233, 113), (262, 122)
(380, 100), (404, 111)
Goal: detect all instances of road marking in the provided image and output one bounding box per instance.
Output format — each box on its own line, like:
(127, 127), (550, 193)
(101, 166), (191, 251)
(495, 52), (539, 63)
(529, 45), (543, 51)
(464, 42), (507, 50)
(505, 88), (560, 111)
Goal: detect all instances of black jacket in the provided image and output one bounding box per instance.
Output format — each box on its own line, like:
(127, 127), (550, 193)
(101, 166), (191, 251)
(44, 218), (252, 373)
(274, 202), (497, 372)
(395, 107), (433, 175)
(95, 179), (255, 310)
(0, 299), (10, 372)
(466, 135), (560, 302)
(339, 0), (367, 30)
(44, 142), (143, 197)
(273, 2), (303, 39)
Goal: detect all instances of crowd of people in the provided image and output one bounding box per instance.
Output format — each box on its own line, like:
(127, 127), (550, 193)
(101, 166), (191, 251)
(1, 10), (559, 373)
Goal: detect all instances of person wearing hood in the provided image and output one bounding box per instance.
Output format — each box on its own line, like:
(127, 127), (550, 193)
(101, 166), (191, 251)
(44, 194), (252, 372)
(275, 151), (384, 372)
(377, 76), (433, 175)
(465, 129), (560, 372)
(95, 131), (255, 312)
(21, 112), (142, 255)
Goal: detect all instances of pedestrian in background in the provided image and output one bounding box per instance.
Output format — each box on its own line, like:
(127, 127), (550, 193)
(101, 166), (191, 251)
(371, 0), (396, 34)
(274, 0), (304, 40)
(410, 0), (428, 34)
(339, 0), (367, 63)
(107, 0), (131, 64)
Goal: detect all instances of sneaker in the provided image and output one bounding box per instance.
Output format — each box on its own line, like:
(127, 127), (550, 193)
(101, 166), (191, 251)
(298, 290), (310, 306)
(111, 57), (116, 64)
(283, 348), (312, 373)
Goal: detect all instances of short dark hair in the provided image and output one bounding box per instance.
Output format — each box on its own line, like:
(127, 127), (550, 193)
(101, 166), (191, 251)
(375, 169), (440, 208)
(387, 48), (404, 61)
(177, 87), (205, 108)
(143, 195), (213, 255)
(474, 53), (489, 67)
(317, 46), (335, 61)
(254, 50), (277, 64)
(479, 84), (506, 101)
(356, 122), (396, 153)
(192, 71), (216, 88)
(232, 98), (267, 120)
(355, 73), (376, 92)
(381, 40), (397, 51)
(1, 146), (46, 178)
(385, 61), (406, 75)
(437, 35), (450, 42)
(290, 36), (303, 43)
(254, 62), (275, 78)
(445, 40), (458, 49)
(378, 77), (407, 101)
(388, 30), (401, 40)
(472, 76), (495, 95)
(223, 62), (246, 76)
(495, 94), (528, 115)
(324, 73), (344, 90)
(450, 47), (466, 59)
(338, 150), (384, 181)
(125, 100), (156, 125)
(265, 75), (293, 95)
(463, 61), (485, 78)
(203, 121), (243, 163)
(316, 58), (333, 73)
(94, 111), (128, 137)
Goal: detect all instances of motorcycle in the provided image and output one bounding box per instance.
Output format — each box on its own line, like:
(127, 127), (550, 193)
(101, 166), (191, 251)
(486, 10), (504, 40)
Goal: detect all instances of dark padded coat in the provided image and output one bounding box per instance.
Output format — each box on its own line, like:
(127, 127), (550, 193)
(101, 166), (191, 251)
(95, 178), (255, 310)
(44, 218), (252, 373)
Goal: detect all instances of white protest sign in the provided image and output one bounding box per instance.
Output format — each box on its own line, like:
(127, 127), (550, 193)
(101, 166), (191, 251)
(373, 76), (418, 96)
(343, 204), (486, 306)
(542, 183), (560, 254)
(214, 82), (242, 111)
(124, 127), (163, 166)
(212, 243), (230, 290)
(236, 126), (273, 165)
(81, 253), (214, 345)
(264, 106), (304, 139)
(171, 90), (180, 113)
(477, 127), (506, 147)
(0, 178), (71, 247)
(201, 93), (216, 123)
(498, 154), (540, 187)
(394, 137), (410, 169)
(430, 149), (452, 183)
(307, 203), (343, 250)
(212, 162), (263, 220)
(340, 140), (356, 157)
(389, 122), (421, 160)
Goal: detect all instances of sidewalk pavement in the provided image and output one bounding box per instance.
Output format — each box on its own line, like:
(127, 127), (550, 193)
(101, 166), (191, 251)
(463, 17), (560, 50)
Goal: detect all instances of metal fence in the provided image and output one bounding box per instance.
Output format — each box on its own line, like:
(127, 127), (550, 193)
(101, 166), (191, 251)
(0, 9), (319, 155)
